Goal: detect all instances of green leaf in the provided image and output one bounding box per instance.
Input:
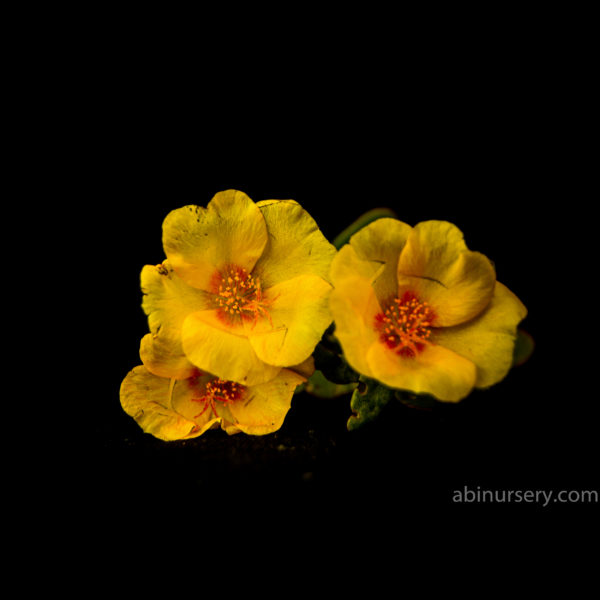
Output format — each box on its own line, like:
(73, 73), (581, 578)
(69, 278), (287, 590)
(313, 343), (359, 384)
(332, 207), (398, 249)
(318, 323), (343, 355)
(347, 376), (395, 431)
(304, 370), (358, 399)
(513, 328), (534, 367)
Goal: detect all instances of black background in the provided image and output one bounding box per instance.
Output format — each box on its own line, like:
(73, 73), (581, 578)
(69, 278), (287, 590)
(45, 20), (597, 544)
(81, 123), (595, 521)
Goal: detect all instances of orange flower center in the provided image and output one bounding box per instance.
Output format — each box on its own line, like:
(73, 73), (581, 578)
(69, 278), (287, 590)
(374, 291), (435, 358)
(192, 377), (246, 418)
(211, 264), (273, 327)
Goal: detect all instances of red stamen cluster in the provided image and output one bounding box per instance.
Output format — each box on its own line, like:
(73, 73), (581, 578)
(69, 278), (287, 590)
(374, 291), (435, 358)
(192, 378), (246, 419)
(212, 264), (273, 327)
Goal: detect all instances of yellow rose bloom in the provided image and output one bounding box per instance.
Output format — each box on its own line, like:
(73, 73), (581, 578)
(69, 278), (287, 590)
(120, 364), (309, 440)
(329, 219), (527, 402)
(140, 189), (336, 387)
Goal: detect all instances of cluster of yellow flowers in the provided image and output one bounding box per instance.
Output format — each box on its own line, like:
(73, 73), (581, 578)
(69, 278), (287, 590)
(120, 190), (527, 440)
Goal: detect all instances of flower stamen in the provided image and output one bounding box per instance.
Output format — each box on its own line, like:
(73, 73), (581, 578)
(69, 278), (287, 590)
(192, 378), (246, 419)
(374, 291), (435, 358)
(212, 264), (275, 327)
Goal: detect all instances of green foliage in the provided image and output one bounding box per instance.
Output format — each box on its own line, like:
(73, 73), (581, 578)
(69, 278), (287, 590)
(332, 207), (398, 249)
(303, 370), (357, 399)
(513, 329), (534, 366)
(347, 376), (396, 431)
(312, 342), (359, 385)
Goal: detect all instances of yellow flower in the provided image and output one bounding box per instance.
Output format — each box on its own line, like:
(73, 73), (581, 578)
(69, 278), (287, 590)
(329, 219), (527, 402)
(140, 189), (336, 387)
(120, 363), (309, 440)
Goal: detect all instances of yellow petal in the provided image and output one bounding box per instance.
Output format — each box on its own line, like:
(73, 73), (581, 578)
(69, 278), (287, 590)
(119, 366), (219, 441)
(366, 341), (477, 402)
(228, 369), (306, 435)
(252, 199), (337, 288)
(330, 242), (384, 286)
(181, 311), (281, 386)
(140, 261), (211, 378)
(397, 220), (466, 277)
(247, 274), (333, 367)
(141, 261), (211, 332)
(187, 307), (247, 337)
(162, 190), (268, 291)
(349, 217), (413, 305)
(210, 400), (242, 435)
(328, 244), (383, 379)
(397, 221), (496, 326)
(140, 332), (197, 380)
(221, 422), (243, 435)
(432, 281), (527, 388)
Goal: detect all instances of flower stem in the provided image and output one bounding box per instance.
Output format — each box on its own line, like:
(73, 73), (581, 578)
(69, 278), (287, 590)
(332, 207), (398, 249)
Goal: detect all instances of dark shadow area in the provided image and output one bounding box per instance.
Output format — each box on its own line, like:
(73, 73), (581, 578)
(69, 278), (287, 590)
(60, 79), (597, 537)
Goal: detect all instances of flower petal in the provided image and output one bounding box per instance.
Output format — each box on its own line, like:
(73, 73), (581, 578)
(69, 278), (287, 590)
(246, 274), (333, 367)
(252, 199), (337, 288)
(181, 311), (281, 386)
(328, 244), (383, 379)
(141, 261), (212, 332)
(120, 366), (220, 441)
(228, 369), (306, 435)
(187, 307), (247, 337)
(139, 332), (197, 380)
(397, 220), (466, 277)
(432, 281), (528, 388)
(162, 190), (268, 291)
(349, 217), (413, 305)
(366, 342), (477, 402)
(397, 221), (496, 326)
(140, 261), (211, 378)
